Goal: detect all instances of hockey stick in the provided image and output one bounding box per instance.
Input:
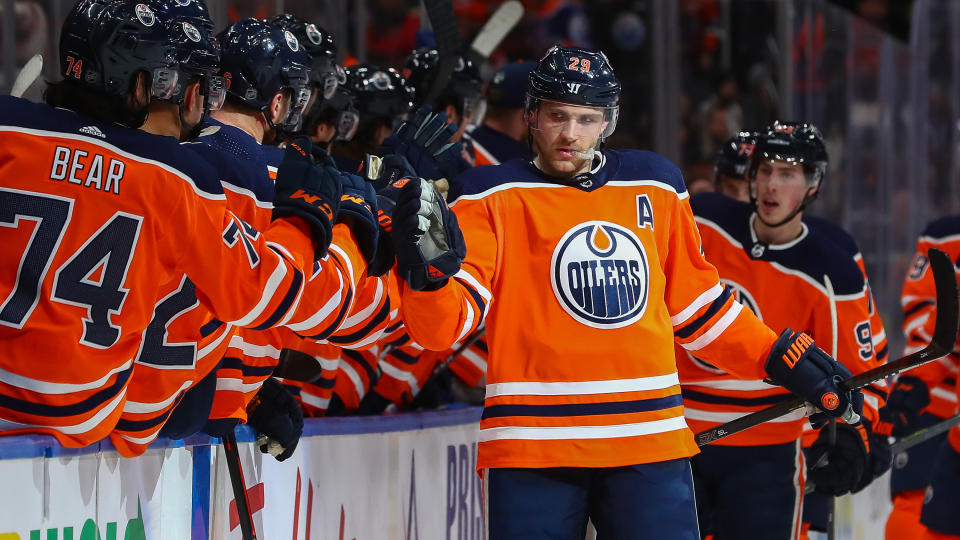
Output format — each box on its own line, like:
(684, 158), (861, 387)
(10, 54), (42, 98)
(824, 274), (838, 540)
(430, 325), (486, 377)
(222, 431), (258, 540)
(465, 1), (524, 66)
(804, 413), (960, 495)
(695, 247), (960, 447)
(890, 413), (960, 453)
(421, 0), (462, 106)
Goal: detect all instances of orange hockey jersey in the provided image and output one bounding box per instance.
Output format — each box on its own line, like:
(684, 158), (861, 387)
(901, 217), (960, 420)
(110, 125), (376, 455)
(0, 96), (317, 449)
(400, 151), (782, 470)
(677, 193), (882, 446)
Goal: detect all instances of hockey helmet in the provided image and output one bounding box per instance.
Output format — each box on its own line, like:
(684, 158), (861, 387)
(217, 18), (313, 130)
(525, 45), (620, 141)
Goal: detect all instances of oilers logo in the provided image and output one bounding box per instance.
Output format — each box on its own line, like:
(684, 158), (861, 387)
(720, 279), (762, 320)
(551, 221), (649, 328)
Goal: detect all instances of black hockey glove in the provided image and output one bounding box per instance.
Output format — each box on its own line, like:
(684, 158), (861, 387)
(806, 418), (891, 495)
(245, 378), (304, 462)
(391, 177), (466, 291)
(272, 138), (342, 258)
(876, 375), (931, 437)
(378, 105), (469, 183)
(366, 186), (398, 277)
(337, 171), (379, 265)
(764, 329), (863, 427)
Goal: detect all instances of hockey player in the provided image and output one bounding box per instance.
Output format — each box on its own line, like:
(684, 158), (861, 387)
(186, 18), (386, 452)
(403, 47), (486, 146)
(712, 131), (758, 201)
(678, 122), (891, 540)
(919, 373), (960, 540)
(332, 64), (415, 172)
(0, 0), (340, 449)
(467, 60), (537, 167)
(388, 44), (864, 538)
(885, 217), (960, 539)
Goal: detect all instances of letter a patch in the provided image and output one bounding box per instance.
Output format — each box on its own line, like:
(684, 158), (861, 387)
(636, 195), (654, 230)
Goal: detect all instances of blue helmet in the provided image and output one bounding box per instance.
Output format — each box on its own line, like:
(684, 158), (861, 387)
(342, 64), (415, 127)
(266, 14), (339, 100)
(525, 45), (621, 142)
(527, 45), (620, 107)
(139, 0), (224, 109)
(403, 47), (485, 126)
(59, 0), (182, 97)
(217, 18), (313, 130)
(714, 131), (759, 182)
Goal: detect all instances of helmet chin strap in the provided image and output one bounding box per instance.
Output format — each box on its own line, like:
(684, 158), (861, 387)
(750, 184), (818, 228)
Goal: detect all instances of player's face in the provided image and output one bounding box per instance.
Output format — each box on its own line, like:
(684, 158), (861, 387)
(752, 159), (814, 223)
(717, 175), (750, 202)
(531, 101), (606, 177)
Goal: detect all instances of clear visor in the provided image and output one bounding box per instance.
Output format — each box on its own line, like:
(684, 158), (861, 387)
(282, 86), (313, 131)
(204, 75), (227, 111)
(151, 67), (180, 100)
(336, 108), (359, 141)
(524, 96), (619, 140)
(320, 71), (339, 101)
(461, 95), (487, 128)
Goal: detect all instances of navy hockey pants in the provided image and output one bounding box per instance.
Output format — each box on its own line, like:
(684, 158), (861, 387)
(890, 412), (950, 495)
(485, 458), (700, 540)
(921, 440), (960, 536)
(692, 441), (804, 539)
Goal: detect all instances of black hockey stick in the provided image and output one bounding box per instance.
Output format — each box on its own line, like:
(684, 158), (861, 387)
(695, 247), (959, 447)
(223, 431), (258, 540)
(422, 0), (463, 106)
(890, 413), (960, 453)
(805, 413), (960, 495)
(430, 326), (486, 377)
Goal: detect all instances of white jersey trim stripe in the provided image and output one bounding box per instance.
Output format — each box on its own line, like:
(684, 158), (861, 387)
(486, 372), (680, 398)
(285, 269), (345, 332)
(682, 301), (743, 351)
(229, 256), (288, 327)
(379, 360), (421, 395)
(339, 361), (366, 400)
(671, 284), (724, 326)
(682, 379), (781, 392)
(479, 415), (688, 442)
(0, 359), (133, 394)
(341, 278), (384, 329)
(122, 381), (193, 414)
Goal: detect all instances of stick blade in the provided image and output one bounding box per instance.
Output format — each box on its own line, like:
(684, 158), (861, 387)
(11, 54), (43, 98)
(926, 247), (960, 353)
(469, 1), (524, 60)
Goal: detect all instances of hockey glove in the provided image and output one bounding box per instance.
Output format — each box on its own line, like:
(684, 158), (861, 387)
(391, 177), (466, 291)
(337, 171), (379, 265)
(245, 378), (304, 462)
(378, 105), (469, 184)
(272, 138), (342, 258)
(807, 418), (891, 495)
(367, 188), (398, 277)
(876, 375), (931, 437)
(764, 329), (863, 427)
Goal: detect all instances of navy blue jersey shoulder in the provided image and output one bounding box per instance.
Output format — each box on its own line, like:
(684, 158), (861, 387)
(452, 158), (544, 199)
(804, 214), (860, 258)
(689, 191), (865, 296)
(608, 149), (687, 195)
(193, 118), (275, 202)
(690, 192), (753, 238)
(0, 96), (223, 195)
(921, 215), (960, 239)
(261, 143), (286, 169)
(452, 148), (686, 201)
(782, 227), (866, 295)
(467, 125), (533, 164)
